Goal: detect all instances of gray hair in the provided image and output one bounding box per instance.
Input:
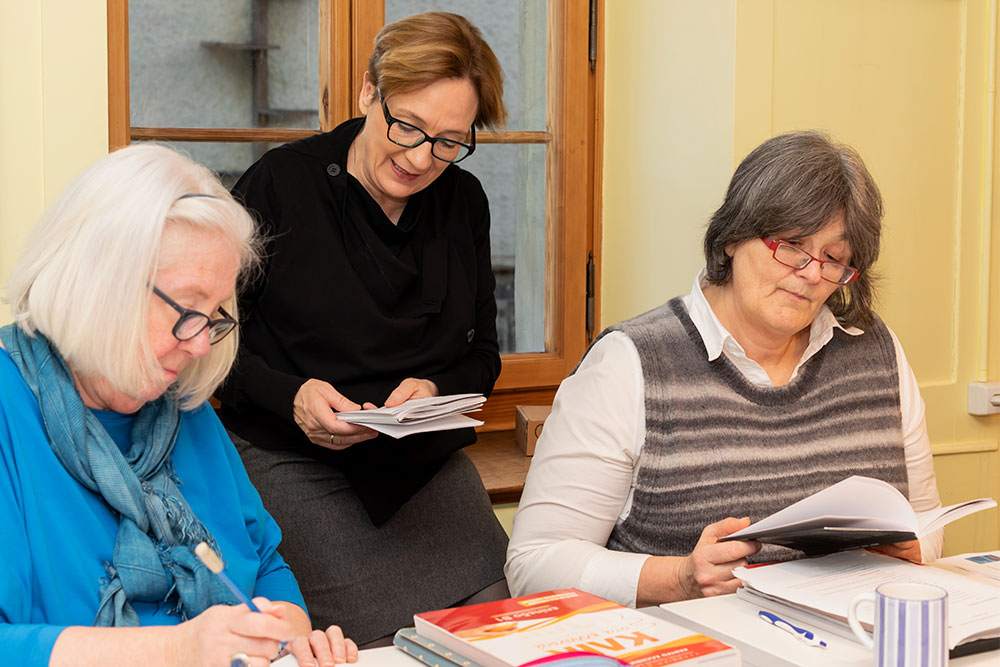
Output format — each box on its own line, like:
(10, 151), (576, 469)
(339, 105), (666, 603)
(6, 144), (261, 409)
(704, 131), (883, 328)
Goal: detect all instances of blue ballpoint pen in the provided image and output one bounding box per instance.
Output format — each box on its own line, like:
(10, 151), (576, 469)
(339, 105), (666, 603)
(194, 542), (288, 653)
(758, 610), (828, 648)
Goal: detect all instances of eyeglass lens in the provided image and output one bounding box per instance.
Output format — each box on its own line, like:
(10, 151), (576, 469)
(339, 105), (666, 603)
(175, 314), (234, 343)
(773, 243), (856, 284)
(387, 122), (471, 162)
(154, 286), (236, 344)
(208, 320), (236, 342)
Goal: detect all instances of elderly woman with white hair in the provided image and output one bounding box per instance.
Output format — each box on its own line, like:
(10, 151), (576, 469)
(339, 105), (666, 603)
(0, 144), (357, 667)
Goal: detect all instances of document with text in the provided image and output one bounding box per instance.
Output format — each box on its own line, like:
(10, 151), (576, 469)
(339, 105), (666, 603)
(733, 550), (1000, 649)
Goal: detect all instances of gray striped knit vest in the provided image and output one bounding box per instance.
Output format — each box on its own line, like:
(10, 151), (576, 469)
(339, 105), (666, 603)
(604, 297), (907, 563)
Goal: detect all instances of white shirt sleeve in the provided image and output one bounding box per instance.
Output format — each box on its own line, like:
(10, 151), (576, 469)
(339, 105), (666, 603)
(505, 332), (650, 607)
(889, 327), (944, 562)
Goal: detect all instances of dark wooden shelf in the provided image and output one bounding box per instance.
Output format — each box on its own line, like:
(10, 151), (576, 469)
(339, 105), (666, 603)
(466, 430), (531, 504)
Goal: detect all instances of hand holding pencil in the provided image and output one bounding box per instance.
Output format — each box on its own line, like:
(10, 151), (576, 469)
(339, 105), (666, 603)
(192, 541), (359, 667)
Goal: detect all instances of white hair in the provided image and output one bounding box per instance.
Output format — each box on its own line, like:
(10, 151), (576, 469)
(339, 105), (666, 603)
(6, 143), (260, 410)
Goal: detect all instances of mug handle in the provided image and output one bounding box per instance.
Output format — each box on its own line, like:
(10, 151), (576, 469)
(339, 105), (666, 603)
(847, 592), (875, 648)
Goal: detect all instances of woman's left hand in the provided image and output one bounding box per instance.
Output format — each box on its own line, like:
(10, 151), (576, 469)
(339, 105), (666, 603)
(270, 602), (358, 665)
(286, 625), (359, 666)
(384, 378), (439, 407)
(867, 539), (922, 563)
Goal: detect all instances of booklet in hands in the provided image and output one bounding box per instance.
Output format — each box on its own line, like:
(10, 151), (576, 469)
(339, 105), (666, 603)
(336, 393), (486, 439)
(718, 475), (996, 556)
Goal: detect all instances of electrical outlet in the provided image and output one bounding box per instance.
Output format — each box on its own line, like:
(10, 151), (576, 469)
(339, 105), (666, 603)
(968, 382), (1000, 415)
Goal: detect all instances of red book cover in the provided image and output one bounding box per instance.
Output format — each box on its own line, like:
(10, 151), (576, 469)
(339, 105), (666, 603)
(414, 589), (739, 667)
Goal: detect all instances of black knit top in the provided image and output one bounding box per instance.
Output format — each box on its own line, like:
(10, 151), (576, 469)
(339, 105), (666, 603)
(217, 117), (501, 523)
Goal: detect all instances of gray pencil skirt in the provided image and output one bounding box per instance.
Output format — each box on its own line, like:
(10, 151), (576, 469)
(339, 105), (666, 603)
(230, 433), (509, 645)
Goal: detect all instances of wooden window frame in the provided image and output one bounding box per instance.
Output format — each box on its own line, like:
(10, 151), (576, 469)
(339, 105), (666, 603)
(107, 0), (603, 431)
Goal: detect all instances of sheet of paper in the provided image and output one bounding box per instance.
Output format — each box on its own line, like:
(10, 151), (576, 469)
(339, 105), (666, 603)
(273, 646), (420, 667)
(357, 413), (484, 439)
(725, 476), (917, 539)
(937, 551), (1000, 582)
(336, 394), (485, 425)
(915, 499), (997, 535)
(733, 551), (1000, 648)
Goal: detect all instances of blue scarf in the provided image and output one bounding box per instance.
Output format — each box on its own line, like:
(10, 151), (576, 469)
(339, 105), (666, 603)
(0, 324), (238, 625)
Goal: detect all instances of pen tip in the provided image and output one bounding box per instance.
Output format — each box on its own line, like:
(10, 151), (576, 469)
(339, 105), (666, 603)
(194, 541), (224, 573)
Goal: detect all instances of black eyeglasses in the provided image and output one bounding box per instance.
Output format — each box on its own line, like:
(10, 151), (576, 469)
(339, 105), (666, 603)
(152, 286), (238, 345)
(380, 97), (476, 163)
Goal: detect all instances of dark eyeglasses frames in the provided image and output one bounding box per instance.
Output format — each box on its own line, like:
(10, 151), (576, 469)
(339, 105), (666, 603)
(152, 286), (237, 345)
(380, 98), (476, 163)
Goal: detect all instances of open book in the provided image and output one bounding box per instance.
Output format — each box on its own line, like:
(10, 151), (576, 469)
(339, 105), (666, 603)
(718, 475), (996, 555)
(732, 550), (1000, 651)
(335, 393), (486, 439)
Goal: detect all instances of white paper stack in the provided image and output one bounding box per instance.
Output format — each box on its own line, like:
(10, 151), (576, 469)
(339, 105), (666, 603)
(336, 393), (486, 438)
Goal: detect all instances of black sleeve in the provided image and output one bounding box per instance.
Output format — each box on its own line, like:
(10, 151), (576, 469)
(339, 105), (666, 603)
(217, 157), (309, 422)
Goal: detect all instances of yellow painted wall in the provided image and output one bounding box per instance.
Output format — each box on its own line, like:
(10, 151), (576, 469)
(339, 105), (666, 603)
(603, 0), (1000, 555)
(0, 0), (109, 312)
(602, 0), (738, 324)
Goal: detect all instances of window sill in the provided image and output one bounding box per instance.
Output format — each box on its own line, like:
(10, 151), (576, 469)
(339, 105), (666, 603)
(466, 430), (531, 504)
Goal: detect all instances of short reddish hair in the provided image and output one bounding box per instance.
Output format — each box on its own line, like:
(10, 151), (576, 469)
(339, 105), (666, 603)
(367, 12), (507, 130)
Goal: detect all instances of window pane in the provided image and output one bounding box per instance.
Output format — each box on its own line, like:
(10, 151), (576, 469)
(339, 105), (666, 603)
(463, 143), (547, 354)
(135, 140), (283, 189)
(143, 139), (548, 355)
(129, 0), (319, 130)
(385, 0), (547, 131)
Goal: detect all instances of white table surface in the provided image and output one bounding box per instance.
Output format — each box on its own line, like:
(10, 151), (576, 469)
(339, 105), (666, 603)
(272, 646), (414, 667)
(650, 594), (998, 667)
(277, 595), (999, 667)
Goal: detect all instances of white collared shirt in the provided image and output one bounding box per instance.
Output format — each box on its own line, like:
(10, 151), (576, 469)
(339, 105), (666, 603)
(505, 270), (943, 607)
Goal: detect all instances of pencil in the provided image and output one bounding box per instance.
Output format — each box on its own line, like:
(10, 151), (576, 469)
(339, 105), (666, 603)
(193, 541), (287, 652)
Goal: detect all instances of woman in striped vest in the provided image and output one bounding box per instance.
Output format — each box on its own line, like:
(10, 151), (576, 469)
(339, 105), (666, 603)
(505, 131), (942, 608)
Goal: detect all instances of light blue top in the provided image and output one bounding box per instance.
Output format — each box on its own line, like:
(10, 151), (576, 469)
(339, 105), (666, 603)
(0, 349), (306, 665)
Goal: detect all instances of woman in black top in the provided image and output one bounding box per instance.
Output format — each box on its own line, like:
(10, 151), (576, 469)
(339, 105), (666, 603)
(217, 12), (509, 645)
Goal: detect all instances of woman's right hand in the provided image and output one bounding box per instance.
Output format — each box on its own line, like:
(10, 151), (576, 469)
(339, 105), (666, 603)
(173, 599), (293, 666)
(293, 379), (378, 450)
(637, 517), (760, 606)
(677, 517), (760, 599)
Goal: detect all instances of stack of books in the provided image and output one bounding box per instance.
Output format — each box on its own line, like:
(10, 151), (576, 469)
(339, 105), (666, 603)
(396, 589), (740, 667)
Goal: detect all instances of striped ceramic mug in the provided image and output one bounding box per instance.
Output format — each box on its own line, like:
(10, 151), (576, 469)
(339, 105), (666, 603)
(847, 582), (949, 666)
